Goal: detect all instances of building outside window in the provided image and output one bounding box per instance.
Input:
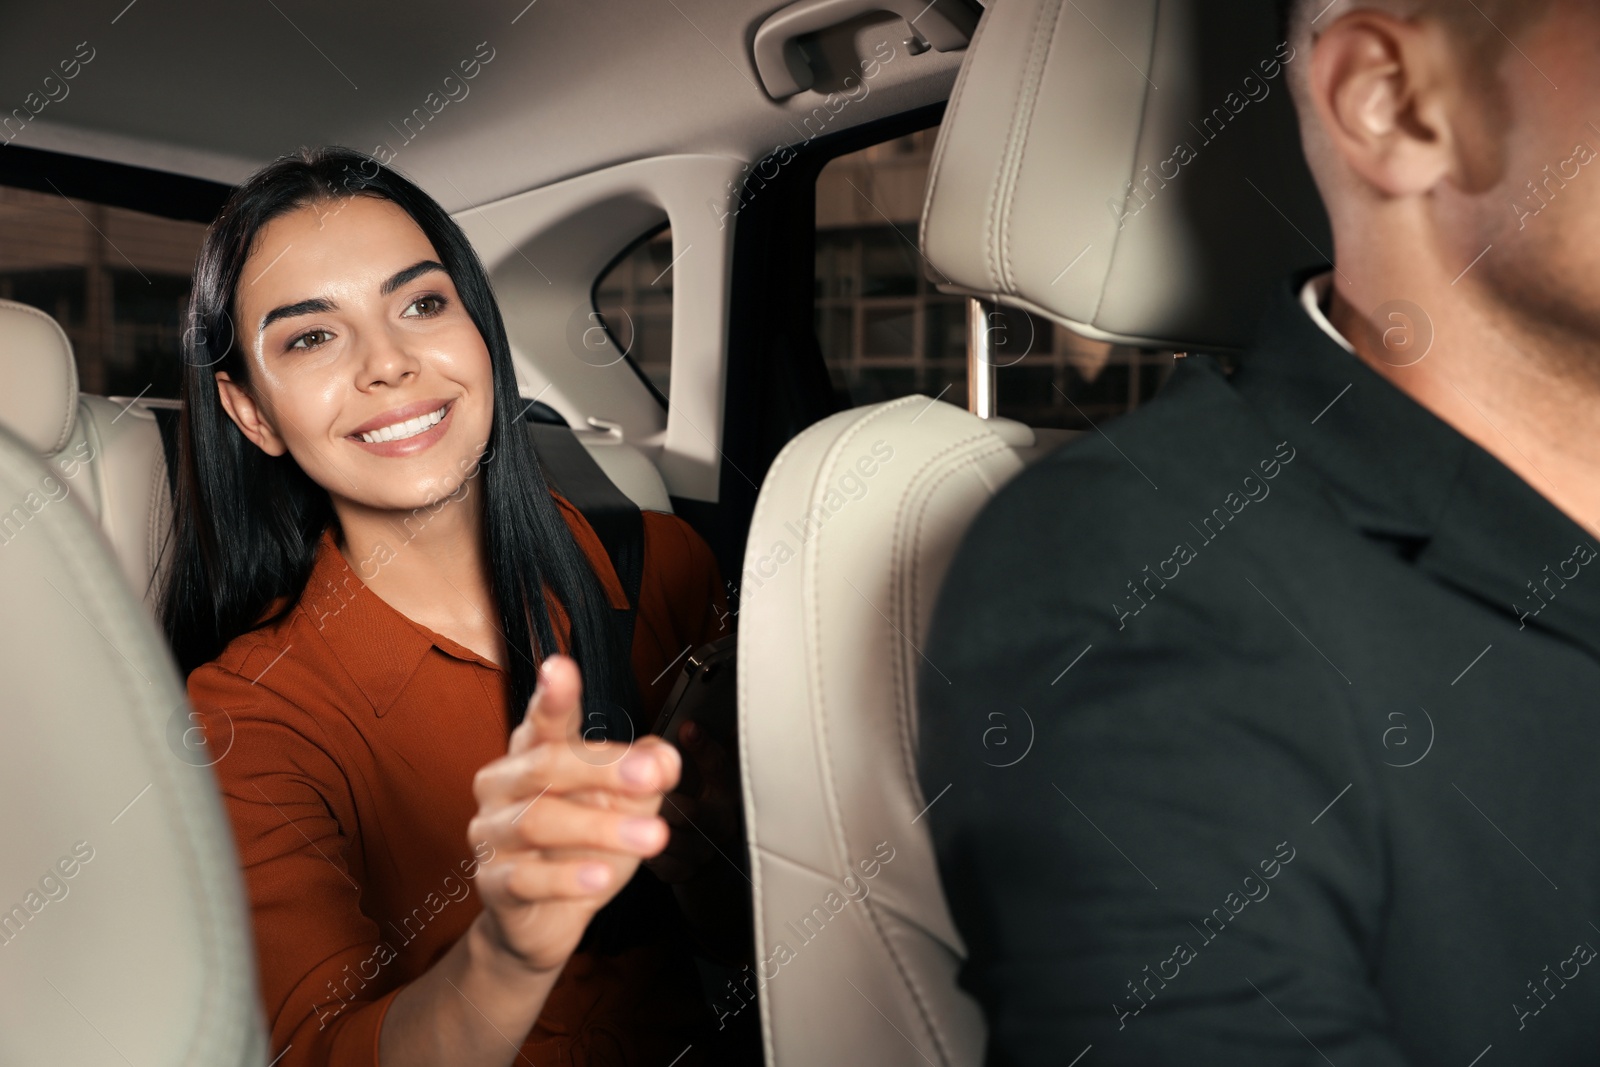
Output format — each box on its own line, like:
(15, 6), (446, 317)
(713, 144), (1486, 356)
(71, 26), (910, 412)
(814, 128), (1174, 430)
(0, 184), (205, 400)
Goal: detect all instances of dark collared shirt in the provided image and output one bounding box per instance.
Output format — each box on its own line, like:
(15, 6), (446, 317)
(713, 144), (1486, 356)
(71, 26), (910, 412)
(920, 275), (1600, 1065)
(189, 498), (729, 1067)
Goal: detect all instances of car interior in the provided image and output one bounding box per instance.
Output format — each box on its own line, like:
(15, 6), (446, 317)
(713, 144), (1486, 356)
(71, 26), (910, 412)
(0, 0), (1329, 1063)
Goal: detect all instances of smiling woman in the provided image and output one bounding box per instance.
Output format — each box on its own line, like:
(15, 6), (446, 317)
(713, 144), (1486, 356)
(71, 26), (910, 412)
(165, 150), (635, 722)
(160, 147), (740, 1067)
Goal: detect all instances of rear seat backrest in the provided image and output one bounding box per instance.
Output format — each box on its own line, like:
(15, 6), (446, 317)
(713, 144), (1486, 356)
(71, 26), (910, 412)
(0, 300), (173, 610)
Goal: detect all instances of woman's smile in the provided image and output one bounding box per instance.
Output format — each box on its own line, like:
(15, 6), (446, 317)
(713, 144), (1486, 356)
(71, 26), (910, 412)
(346, 396), (457, 456)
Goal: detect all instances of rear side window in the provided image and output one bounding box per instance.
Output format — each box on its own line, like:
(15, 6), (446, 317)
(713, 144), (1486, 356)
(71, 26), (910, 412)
(0, 184), (205, 399)
(592, 226), (674, 401)
(814, 129), (1174, 429)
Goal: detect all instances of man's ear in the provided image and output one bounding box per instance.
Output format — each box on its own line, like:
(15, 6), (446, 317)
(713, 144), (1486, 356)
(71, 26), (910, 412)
(215, 372), (288, 456)
(1307, 12), (1463, 198)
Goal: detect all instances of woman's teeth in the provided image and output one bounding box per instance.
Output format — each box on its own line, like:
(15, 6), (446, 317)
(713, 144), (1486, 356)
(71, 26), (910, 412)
(359, 405), (446, 444)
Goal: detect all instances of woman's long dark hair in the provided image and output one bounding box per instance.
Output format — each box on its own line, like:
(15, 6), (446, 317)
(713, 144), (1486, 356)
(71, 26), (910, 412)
(161, 145), (636, 738)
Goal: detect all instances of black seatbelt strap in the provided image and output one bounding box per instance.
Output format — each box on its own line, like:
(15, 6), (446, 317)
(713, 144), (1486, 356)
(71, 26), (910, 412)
(152, 407), (181, 498)
(522, 407), (645, 655)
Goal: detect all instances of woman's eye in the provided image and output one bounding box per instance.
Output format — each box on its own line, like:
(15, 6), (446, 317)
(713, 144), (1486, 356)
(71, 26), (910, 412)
(288, 328), (332, 351)
(403, 294), (447, 317)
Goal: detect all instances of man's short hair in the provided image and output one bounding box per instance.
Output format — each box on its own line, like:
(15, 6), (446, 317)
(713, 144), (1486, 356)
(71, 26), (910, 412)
(1276, 0), (1557, 116)
(1277, 0), (1552, 55)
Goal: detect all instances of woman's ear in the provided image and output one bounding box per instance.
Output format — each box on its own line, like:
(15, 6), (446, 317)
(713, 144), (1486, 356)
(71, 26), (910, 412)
(215, 372), (288, 456)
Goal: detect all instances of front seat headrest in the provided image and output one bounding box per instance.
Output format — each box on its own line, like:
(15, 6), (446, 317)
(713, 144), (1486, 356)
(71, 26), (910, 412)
(0, 298), (79, 454)
(920, 0), (1330, 351)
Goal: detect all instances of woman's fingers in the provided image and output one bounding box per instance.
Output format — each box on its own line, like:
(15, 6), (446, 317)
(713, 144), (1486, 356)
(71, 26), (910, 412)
(510, 654), (584, 753)
(475, 734), (681, 806)
(469, 656), (697, 972)
(471, 794), (670, 855)
(477, 855), (619, 903)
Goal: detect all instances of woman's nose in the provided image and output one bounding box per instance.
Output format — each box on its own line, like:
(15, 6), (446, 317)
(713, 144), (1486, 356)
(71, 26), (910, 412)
(355, 333), (420, 388)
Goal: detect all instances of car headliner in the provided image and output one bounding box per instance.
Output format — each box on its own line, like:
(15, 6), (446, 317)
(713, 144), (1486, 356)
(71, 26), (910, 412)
(3, 0), (965, 206)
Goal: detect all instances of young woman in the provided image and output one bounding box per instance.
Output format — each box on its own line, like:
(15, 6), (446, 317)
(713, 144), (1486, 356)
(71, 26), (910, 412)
(165, 146), (743, 1066)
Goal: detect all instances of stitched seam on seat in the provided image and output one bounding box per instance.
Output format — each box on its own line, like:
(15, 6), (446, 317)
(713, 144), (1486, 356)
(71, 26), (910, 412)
(805, 395), (925, 858)
(755, 842), (965, 1062)
(889, 441), (1011, 1062)
(1, 299), (78, 453)
(885, 432), (998, 795)
(803, 398), (933, 1060)
(918, 6), (992, 274)
(749, 395), (945, 1065)
(145, 443), (170, 601)
(985, 1), (1056, 294)
(872, 428), (1007, 1064)
(736, 398), (915, 1062)
(1090, 0), (1164, 327)
(892, 447), (1012, 1064)
(901, 442), (1011, 785)
(989, 0), (1057, 291)
(857, 883), (950, 1063)
(998, 0), (1067, 291)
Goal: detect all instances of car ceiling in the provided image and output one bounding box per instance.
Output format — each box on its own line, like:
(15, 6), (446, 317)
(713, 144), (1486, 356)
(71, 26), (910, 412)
(3, 0), (967, 208)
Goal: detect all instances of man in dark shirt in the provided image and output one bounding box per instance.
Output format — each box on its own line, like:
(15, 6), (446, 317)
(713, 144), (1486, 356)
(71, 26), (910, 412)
(920, 1), (1600, 1063)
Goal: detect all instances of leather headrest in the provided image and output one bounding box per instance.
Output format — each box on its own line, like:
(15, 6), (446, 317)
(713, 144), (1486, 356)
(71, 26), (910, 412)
(920, 0), (1330, 351)
(0, 299), (79, 454)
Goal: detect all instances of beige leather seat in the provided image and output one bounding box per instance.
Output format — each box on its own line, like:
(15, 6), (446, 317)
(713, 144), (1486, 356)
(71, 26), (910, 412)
(0, 299), (173, 609)
(0, 415), (268, 1065)
(739, 0), (1325, 1064)
(738, 398), (1036, 1067)
(920, 0), (1324, 350)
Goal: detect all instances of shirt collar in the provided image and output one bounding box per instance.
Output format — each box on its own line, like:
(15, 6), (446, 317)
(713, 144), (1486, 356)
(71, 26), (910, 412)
(1298, 271), (1356, 355)
(296, 529), (457, 717)
(296, 493), (631, 717)
(1233, 271), (1600, 660)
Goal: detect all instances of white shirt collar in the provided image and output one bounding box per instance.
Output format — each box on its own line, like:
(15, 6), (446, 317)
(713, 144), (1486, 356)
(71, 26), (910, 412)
(1299, 271), (1356, 355)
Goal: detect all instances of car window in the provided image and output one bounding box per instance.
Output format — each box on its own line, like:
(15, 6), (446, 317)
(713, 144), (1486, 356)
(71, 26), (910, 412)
(0, 183), (206, 400)
(592, 225), (674, 402)
(814, 129), (1175, 429)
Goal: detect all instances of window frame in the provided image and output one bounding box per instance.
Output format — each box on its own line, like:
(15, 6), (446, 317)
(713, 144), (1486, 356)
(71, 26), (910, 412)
(588, 219), (673, 410)
(700, 102), (947, 584)
(0, 143), (232, 224)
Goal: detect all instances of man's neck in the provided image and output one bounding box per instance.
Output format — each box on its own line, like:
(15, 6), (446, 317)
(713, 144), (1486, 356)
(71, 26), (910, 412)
(1326, 273), (1600, 540)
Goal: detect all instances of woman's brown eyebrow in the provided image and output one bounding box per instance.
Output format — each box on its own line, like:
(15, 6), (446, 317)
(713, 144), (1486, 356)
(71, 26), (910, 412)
(380, 259), (447, 295)
(258, 260), (447, 331)
(260, 297), (334, 331)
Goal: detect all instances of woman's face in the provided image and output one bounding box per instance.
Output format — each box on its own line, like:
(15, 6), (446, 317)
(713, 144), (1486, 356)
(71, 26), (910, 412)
(217, 194), (496, 517)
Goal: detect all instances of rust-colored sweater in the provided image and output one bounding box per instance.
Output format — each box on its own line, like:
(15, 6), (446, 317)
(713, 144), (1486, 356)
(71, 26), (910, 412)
(188, 498), (729, 1066)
